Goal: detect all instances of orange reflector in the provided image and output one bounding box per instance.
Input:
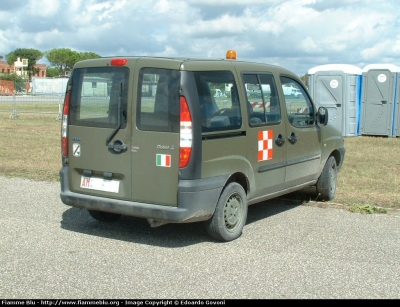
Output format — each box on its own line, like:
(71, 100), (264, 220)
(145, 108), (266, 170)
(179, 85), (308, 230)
(179, 147), (192, 168)
(62, 136), (68, 157)
(226, 50), (237, 60)
(110, 58), (128, 66)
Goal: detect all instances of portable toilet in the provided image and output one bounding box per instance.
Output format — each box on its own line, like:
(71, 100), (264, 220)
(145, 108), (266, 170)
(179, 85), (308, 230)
(393, 69), (400, 137)
(360, 64), (399, 137)
(307, 64), (362, 137)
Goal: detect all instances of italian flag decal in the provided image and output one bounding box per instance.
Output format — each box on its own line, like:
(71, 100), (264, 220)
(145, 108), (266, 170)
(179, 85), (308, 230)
(156, 154), (171, 167)
(258, 130), (273, 161)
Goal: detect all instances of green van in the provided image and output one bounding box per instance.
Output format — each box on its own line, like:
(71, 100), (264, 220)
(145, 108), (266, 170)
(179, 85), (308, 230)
(59, 50), (345, 242)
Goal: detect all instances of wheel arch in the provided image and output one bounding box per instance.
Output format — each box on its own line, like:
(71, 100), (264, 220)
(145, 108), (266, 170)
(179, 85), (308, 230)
(330, 148), (343, 171)
(226, 172), (249, 196)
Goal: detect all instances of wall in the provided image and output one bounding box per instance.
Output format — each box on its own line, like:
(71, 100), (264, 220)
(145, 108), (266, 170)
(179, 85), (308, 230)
(0, 80), (15, 95)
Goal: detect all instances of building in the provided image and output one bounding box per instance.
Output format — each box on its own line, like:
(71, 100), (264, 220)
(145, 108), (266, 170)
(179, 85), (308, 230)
(0, 56), (46, 78)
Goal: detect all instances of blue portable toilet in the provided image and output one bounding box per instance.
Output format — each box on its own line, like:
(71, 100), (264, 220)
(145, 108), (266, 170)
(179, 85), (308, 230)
(307, 64), (362, 137)
(360, 64), (399, 137)
(393, 68), (400, 137)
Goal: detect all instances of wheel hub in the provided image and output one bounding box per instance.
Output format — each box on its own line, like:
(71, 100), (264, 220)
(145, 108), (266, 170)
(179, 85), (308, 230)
(224, 195), (241, 229)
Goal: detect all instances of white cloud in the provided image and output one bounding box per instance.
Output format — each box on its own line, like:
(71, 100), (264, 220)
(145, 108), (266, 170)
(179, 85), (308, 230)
(27, 0), (61, 17)
(0, 0), (399, 75)
(186, 0), (280, 5)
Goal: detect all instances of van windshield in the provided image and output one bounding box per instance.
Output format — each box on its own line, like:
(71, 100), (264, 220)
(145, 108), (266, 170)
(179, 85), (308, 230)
(69, 66), (129, 129)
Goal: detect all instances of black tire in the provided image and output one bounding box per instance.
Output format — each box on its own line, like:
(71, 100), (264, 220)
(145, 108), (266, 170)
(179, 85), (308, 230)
(205, 182), (248, 242)
(88, 210), (121, 222)
(316, 156), (338, 201)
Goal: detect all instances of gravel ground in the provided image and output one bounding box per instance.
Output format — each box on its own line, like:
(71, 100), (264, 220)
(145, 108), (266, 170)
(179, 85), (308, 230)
(1, 176), (399, 299)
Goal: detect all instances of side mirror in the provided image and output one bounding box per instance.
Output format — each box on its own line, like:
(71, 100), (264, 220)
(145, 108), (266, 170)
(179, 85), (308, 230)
(317, 107), (328, 126)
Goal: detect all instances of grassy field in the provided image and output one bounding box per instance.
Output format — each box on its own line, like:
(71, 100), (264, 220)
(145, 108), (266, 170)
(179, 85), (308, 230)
(1, 111), (399, 211)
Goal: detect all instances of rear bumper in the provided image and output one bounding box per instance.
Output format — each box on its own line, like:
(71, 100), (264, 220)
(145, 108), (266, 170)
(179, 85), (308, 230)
(59, 166), (227, 224)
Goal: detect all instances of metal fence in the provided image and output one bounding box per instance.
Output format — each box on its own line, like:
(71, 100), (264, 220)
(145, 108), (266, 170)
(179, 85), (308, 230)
(0, 94), (64, 120)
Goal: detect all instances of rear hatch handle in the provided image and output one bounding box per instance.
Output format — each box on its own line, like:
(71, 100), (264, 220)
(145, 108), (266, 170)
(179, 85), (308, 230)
(108, 140), (127, 153)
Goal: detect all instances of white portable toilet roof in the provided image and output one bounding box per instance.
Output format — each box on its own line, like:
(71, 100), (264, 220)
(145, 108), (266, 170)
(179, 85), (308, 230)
(308, 64), (362, 75)
(362, 64), (400, 73)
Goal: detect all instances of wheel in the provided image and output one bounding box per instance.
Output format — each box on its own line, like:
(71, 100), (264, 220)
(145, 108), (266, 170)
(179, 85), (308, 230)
(205, 182), (248, 242)
(316, 156), (338, 201)
(88, 210), (121, 222)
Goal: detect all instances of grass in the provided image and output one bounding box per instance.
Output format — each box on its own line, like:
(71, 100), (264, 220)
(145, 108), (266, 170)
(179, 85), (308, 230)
(0, 111), (61, 182)
(1, 111), (399, 211)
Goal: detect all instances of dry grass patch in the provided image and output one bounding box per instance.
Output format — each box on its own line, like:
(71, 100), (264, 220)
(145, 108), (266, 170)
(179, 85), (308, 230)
(335, 136), (400, 209)
(0, 112), (60, 182)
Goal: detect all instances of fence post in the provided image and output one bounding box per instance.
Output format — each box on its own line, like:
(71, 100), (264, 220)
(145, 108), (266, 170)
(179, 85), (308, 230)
(9, 94), (18, 119)
(56, 94), (63, 120)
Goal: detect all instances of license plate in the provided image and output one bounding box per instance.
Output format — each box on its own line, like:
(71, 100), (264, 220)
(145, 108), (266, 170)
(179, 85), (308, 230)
(80, 176), (120, 193)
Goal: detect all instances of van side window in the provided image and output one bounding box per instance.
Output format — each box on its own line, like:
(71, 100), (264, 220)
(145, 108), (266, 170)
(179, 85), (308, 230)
(243, 73), (281, 125)
(69, 66), (129, 128)
(137, 68), (180, 132)
(280, 77), (315, 127)
(193, 71), (241, 132)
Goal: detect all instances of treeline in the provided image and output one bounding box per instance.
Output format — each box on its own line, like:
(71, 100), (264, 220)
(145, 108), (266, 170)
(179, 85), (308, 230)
(2, 48), (101, 80)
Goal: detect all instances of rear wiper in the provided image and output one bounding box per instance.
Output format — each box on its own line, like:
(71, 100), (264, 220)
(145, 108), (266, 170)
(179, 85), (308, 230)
(106, 82), (122, 144)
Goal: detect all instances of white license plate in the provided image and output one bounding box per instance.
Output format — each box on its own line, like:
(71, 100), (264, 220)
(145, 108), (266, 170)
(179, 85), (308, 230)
(80, 176), (120, 193)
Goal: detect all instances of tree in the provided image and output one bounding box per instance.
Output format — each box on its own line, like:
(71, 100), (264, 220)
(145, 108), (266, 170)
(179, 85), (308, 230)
(45, 48), (101, 75)
(6, 48), (43, 81)
(44, 48), (78, 76)
(79, 52), (102, 61)
(46, 67), (61, 78)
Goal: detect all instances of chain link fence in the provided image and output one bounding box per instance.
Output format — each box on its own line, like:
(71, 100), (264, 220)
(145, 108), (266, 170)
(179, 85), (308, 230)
(0, 79), (67, 120)
(0, 93), (64, 120)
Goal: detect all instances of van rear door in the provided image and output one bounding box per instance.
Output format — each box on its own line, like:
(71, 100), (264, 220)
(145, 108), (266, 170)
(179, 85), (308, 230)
(131, 65), (181, 206)
(67, 63), (132, 201)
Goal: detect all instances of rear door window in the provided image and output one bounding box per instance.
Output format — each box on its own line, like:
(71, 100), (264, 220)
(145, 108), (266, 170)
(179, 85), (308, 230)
(69, 67), (129, 128)
(137, 68), (180, 133)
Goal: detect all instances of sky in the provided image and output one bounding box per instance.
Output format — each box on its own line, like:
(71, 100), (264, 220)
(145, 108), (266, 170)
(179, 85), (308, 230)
(0, 0), (399, 76)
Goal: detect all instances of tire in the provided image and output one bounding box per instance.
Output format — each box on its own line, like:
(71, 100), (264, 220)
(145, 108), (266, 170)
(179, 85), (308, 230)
(88, 210), (121, 222)
(316, 156), (338, 201)
(205, 182), (248, 242)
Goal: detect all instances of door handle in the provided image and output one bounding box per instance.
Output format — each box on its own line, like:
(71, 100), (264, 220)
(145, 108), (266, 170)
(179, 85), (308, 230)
(107, 140), (128, 153)
(288, 132), (298, 144)
(381, 100), (387, 104)
(275, 134), (285, 147)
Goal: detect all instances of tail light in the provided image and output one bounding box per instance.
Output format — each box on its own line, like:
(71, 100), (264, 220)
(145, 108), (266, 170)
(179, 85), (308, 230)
(179, 96), (192, 168)
(61, 90), (71, 157)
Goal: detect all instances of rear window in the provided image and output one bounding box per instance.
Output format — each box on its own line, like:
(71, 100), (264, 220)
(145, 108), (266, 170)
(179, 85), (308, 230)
(69, 66), (129, 128)
(137, 68), (180, 132)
